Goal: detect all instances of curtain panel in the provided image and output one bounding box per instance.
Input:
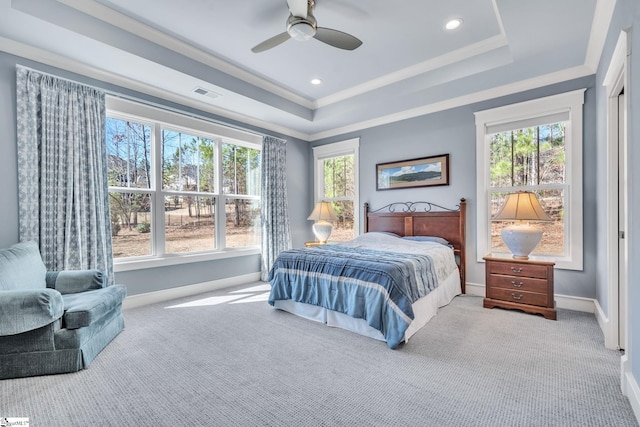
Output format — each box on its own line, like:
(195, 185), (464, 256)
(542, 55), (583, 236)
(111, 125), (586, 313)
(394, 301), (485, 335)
(16, 66), (114, 282)
(260, 135), (292, 281)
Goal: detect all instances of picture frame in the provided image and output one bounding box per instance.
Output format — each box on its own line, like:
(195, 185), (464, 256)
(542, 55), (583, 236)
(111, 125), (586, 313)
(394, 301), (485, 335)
(376, 154), (449, 190)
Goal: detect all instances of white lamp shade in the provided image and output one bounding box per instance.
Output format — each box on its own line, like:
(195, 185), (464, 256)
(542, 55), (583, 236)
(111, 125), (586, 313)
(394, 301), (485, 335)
(492, 191), (551, 222)
(307, 201), (338, 221)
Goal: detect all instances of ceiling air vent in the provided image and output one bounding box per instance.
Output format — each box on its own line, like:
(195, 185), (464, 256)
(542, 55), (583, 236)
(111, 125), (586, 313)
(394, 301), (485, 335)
(192, 87), (221, 99)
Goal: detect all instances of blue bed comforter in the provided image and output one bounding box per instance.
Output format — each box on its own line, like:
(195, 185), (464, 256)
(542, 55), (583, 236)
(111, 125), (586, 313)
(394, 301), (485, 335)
(268, 244), (442, 349)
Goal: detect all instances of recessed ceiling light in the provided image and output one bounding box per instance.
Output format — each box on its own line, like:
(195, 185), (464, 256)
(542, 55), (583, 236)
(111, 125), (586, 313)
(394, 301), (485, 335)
(310, 78), (322, 85)
(445, 18), (463, 30)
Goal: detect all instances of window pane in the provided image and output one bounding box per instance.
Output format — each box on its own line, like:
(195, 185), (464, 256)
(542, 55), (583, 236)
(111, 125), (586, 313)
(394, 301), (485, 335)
(109, 192), (152, 258)
(329, 200), (354, 242)
(538, 123), (566, 185)
(162, 130), (215, 192)
(225, 198), (260, 247)
(106, 118), (151, 189)
(165, 196), (215, 254)
(490, 189), (565, 257)
(323, 155), (355, 198)
(489, 122), (565, 188)
(222, 143), (261, 195)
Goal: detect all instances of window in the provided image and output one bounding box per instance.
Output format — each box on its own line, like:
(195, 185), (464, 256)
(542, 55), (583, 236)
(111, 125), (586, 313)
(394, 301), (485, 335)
(475, 90), (584, 270)
(312, 138), (360, 242)
(106, 97), (261, 264)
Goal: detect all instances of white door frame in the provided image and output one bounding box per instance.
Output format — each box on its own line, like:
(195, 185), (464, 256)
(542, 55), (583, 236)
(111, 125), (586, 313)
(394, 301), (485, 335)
(604, 30), (630, 351)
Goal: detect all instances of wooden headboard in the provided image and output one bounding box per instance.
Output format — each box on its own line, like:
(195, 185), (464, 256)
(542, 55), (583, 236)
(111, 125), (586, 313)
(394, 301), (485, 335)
(364, 199), (467, 293)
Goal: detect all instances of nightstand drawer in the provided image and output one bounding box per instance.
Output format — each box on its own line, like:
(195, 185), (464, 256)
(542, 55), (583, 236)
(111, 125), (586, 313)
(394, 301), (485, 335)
(487, 288), (548, 307)
(488, 261), (549, 279)
(488, 274), (548, 293)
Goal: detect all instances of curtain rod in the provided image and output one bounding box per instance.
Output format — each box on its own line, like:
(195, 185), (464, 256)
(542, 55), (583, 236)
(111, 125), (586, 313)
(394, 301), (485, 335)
(17, 64), (271, 140)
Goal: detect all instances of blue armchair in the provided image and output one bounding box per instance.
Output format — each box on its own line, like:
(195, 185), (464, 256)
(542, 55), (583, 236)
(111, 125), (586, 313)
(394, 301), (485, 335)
(0, 241), (126, 379)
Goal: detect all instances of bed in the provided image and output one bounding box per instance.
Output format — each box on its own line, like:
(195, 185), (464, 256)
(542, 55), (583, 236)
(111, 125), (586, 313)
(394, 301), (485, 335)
(268, 199), (466, 349)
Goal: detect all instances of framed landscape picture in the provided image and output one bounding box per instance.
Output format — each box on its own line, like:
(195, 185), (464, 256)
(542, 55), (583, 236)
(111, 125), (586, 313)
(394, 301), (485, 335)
(376, 154), (449, 190)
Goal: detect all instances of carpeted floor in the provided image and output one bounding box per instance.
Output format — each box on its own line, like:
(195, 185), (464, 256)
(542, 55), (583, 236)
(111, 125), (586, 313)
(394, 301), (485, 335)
(1, 283), (637, 426)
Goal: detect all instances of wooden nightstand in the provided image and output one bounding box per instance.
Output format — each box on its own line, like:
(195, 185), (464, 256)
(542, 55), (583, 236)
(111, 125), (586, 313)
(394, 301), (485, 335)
(483, 255), (556, 320)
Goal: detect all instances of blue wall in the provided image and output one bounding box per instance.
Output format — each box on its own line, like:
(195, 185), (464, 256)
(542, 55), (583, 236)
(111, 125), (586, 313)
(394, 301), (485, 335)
(597, 0), (640, 403)
(0, 51), (311, 296)
(312, 76), (597, 298)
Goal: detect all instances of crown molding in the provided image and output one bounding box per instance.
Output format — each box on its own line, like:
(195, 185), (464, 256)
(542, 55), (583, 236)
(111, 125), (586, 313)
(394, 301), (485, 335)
(315, 34), (509, 108)
(56, 0), (513, 113)
(0, 36), (311, 141)
(1, 33), (595, 143)
(315, 0), (509, 109)
(55, 0), (316, 110)
(308, 65), (593, 141)
(584, 0), (617, 72)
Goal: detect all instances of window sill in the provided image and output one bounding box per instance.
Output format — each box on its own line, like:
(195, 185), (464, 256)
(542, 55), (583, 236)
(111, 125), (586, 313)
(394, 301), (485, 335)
(113, 247), (261, 272)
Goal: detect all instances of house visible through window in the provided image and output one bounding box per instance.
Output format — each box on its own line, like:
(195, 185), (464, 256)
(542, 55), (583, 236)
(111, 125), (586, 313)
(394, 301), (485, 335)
(106, 97), (261, 261)
(475, 90), (584, 270)
(313, 138), (360, 242)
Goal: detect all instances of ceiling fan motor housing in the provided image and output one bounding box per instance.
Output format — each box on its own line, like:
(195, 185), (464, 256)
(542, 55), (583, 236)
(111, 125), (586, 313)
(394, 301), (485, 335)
(287, 14), (317, 41)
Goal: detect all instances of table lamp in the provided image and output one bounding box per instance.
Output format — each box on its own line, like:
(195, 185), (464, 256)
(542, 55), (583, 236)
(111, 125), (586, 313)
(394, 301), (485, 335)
(307, 201), (338, 243)
(492, 191), (551, 260)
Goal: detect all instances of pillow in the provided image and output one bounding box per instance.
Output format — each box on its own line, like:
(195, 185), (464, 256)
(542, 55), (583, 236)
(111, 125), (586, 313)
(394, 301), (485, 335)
(0, 241), (47, 291)
(375, 231), (401, 238)
(402, 235), (450, 246)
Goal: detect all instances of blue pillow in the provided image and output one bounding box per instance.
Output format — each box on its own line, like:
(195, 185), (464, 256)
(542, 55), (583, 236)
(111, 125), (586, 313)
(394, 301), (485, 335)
(0, 241), (47, 291)
(402, 235), (450, 246)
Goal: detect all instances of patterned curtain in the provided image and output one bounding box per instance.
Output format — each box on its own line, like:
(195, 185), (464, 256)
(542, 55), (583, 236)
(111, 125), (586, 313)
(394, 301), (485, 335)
(16, 66), (113, 283)
(260, 135), (292, 281)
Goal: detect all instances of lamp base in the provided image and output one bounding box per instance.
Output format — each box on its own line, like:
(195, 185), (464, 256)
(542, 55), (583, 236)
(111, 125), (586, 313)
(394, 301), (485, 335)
(501, 222), (543, 260)
(312, 220), (333, 244)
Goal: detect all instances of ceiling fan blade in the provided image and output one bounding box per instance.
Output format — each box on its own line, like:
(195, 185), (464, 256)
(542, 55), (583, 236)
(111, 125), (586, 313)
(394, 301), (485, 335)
(251, 32), (291, 53)
(314, 27), (362, 50)
(287, 0), (308, 18)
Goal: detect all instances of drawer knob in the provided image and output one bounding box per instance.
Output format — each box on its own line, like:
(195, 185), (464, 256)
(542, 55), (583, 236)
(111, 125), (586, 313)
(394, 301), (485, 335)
(510, 267), (523, 273)
(511, 293), (524, 301)
(511, 281), (524, 288)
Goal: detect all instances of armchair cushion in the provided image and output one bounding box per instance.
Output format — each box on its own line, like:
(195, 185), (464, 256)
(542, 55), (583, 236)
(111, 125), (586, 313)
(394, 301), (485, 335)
(46, 270), (106, 294)
(0, 289), (64, 335)
(62, 285), (126, 330)
(0, 241), (46, 291)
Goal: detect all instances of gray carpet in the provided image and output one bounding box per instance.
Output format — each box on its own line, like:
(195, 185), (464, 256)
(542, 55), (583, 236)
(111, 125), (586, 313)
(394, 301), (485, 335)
(1, 283), (637, 427)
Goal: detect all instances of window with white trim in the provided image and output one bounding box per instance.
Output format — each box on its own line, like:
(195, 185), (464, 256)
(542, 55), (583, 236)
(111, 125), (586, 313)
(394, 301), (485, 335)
(475, 90), (584, 270)
(312, 138), (360, 242)
(106, 97), (261, 261)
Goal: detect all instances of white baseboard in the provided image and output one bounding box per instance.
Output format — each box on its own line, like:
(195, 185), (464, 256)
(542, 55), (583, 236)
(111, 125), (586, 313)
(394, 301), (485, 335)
(464, 282), (596, 313)
(622, 355), (640, 424)
(555, 294), (595, 313)
(594, 297), (620, 349)
(464, 282), (486, 297)
(123, 277), (597, 313)
(122, 272), (262, 310)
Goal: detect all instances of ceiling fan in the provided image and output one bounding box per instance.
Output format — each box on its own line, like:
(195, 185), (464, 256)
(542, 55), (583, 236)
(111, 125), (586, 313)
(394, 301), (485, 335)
(251, 0), (362, 53)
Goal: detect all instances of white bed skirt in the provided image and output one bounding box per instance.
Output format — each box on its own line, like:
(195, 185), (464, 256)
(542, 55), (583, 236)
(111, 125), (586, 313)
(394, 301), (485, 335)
(272, 268), (461, 345)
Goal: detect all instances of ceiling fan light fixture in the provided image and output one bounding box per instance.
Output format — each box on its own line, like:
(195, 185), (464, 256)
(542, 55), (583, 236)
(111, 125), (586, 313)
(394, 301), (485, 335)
(288, 20), (316, 41)
(445, 18), (463, 30)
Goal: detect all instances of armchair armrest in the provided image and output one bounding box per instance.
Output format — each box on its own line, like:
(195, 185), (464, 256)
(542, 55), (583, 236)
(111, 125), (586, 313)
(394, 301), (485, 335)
(46, 269), (106, 294)
(0, 289), (64, 335)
